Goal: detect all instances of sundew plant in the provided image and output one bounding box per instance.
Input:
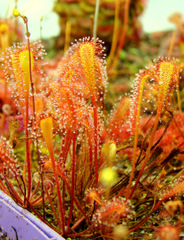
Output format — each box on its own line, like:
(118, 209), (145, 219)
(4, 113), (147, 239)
(0, 2), (184, 240)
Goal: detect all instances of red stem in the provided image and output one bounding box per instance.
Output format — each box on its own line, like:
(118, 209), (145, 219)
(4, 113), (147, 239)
(50, 150), (65, 235)
(0, 178), (9, 194)
(30, 180), (40, 202)
(91, 93), (98, 185)
(45, 188), (63, 232)
(67, 132), (76, 229)
(21, 16), (33, 201)
(4, 177), (24, 205)
(25, 95), (31, 200)
(57, 167), (93, 228)
(59, 129), (72, 163)
(128, 109), (161, 199)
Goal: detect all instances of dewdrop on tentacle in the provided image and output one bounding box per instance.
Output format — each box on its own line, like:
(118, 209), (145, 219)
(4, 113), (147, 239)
(12, 49), (34, 95)
(79, 42), (96, 93)
(127, 57), (180, 135)
(4, 41), (45, 119)
(0, 137), (21, 177)
(61, 37), (107, 103)
(9, 42), (43, 93)
(125, 57), (181, 200)
(92, 197), (133, 233)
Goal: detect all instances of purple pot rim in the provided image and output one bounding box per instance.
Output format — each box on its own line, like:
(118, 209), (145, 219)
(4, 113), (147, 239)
(0, 190), (65, 240)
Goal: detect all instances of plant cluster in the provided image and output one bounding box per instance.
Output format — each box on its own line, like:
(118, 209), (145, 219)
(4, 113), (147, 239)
(0, 6), (184, 240)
